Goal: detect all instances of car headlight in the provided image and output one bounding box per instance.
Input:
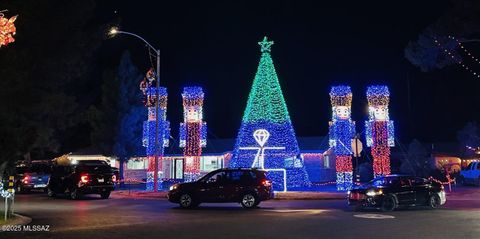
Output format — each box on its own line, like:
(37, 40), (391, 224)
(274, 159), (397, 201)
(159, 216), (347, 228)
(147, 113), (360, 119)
(347, 190), (351, 195)
(169, 185), (178, 191)
(366, 189), (383, 197)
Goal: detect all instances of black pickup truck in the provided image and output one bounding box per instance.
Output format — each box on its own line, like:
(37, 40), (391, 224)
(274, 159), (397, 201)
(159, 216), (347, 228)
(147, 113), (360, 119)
(47, 160), (116, 200)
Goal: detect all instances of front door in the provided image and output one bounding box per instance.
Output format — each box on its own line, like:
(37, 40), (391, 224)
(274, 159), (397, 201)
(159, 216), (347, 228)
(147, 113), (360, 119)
(197, 171), (227, 202)
(395, 177), (415, 205)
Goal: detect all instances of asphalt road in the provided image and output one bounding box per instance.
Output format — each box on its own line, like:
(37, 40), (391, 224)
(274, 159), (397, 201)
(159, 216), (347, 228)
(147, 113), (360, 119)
(2, 187), (480, 239)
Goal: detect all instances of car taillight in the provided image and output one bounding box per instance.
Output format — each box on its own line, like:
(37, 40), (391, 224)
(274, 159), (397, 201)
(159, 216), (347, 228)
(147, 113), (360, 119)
(262, 180), (272, 187)
(23, 176), (29, 184)
(112, 175), (117, 182)
(80, 174), (89, 183)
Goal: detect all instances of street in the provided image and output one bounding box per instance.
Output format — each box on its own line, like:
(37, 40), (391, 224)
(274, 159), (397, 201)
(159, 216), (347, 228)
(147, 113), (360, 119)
(3, 187), (480, 239)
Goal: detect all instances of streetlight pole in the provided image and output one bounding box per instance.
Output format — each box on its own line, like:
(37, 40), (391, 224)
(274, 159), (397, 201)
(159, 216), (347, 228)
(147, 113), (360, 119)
(110, 28), (161, 192)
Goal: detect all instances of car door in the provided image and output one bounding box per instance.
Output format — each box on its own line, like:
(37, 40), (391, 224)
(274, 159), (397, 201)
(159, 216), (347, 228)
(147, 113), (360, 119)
(224, 170), (245, 201)
(413, 177), (430, 205)
(197, 171), (227, 202)
(394, 177), (415, 206)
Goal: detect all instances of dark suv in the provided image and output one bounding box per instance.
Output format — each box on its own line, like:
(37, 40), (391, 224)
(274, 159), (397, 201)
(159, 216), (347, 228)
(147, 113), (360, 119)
(167, 168), (274, 209)
(47, 160), (116, 200)
(348, 175), (446, 211)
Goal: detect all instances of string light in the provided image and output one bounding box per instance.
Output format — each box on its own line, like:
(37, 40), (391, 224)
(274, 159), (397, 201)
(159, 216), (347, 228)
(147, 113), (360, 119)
(0, 11), (17, 47)
(140, 69), (170, 191)
(365, 85), (394, 177)
(434, 37), (480, 78)
(329, 86), (355, 191)
(448, 36), (480, 65)
(180, 86), (207, 181)
(231, 36), (310, 190)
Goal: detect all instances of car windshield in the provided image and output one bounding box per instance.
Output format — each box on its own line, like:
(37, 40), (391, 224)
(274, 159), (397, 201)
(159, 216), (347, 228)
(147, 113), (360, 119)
(74, 161), (111, 173)
(370, 177), (399, 186)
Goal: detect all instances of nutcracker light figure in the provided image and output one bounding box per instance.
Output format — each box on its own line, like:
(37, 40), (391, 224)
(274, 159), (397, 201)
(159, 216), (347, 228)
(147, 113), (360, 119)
(140, 69), (170, 191)
(329, 86), (356, 191)
(179, 86), (207, 182)
(365, 85), (394, 177)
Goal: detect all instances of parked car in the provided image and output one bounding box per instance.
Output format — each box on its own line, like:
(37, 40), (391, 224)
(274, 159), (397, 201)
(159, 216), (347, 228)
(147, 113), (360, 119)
(15, 162), (51, 193)
(167, 168), (274, 209)
(348, 175), (446, 211)
(47, 159), (116, 199)
(460, 162), (480, 186)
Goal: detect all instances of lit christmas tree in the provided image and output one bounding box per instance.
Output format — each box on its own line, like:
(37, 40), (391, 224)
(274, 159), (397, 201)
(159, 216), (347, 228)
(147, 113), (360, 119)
(231, 36), (310, 191)
(365, 85), (394, 177)
(179, 86), (207, 182)
(329, 86), (355, 191)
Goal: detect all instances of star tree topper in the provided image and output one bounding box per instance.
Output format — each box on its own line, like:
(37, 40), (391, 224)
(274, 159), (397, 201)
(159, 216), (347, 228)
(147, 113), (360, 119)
(258, 36), (274, 53)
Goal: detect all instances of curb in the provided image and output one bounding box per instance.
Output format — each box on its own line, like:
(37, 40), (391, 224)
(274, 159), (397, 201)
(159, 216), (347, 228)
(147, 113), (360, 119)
(2, 213), (32, 227)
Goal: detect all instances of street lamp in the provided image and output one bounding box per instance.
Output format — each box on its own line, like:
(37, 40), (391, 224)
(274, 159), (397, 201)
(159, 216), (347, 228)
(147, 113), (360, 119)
(109, 27), (162, 192)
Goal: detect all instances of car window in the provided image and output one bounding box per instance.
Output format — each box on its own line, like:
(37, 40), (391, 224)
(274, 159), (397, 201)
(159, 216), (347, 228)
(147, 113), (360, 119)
(413, 177), (428, 186)
(399, 178), (412, 187)
(477, 163), (480, 170)
(30, 164), (51, 174)
(16, 167), (29, 174)
(205, 171), (227, 184)
(228, 170), (256, 183)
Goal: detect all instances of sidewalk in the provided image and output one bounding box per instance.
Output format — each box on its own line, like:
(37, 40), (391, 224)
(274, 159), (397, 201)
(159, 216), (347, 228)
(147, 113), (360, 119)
(111, 189), (346, 200)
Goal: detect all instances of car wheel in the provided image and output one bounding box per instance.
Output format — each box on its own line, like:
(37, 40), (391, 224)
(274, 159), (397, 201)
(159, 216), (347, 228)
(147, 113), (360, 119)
(428, 194), (441, 209)
(380, 195), (396, 212)
(100, 191), (111, 199)
(69, 188), (81, 200)
(47, 188), (56, 198)
(240, 193), (258, 209)
(179, 193), (196, 209)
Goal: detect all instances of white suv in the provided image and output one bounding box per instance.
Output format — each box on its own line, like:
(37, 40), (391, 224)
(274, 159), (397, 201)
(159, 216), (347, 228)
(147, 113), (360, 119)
(460, 162), (480, 186)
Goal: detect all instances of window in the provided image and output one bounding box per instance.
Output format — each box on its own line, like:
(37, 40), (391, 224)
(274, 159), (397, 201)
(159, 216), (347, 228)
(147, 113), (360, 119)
(127, 160), (147, 170)
(204, 171), (227, 184)
(477, 163), (480, 170)
(227, 170), (256, 183)
(413, 177), (428, 186)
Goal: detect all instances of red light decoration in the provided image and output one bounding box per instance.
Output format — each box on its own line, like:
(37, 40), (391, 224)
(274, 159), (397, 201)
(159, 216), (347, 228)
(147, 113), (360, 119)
(336, 155), (353, 173)
(371, 121), (391, 176)
(180, 87), (207, 181)
(0, 12), (17, 47)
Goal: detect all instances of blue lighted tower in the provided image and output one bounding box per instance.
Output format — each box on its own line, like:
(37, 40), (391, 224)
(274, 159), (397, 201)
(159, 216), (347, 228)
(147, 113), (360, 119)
(329, 86), (355, 191)
(140, 69), (170, 191)
(230, 37), (309, 191)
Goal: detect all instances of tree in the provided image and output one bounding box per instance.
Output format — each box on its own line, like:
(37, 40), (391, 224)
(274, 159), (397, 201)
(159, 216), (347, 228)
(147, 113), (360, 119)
(400, 139), (432, 177)
(89, 51), (146, 184)
(405, 0), (480, 71)
(0, 1), (108, 167)
(230, 37), (309, 189)
(113, 51), (146, 184)
(457, 122), (480, 157)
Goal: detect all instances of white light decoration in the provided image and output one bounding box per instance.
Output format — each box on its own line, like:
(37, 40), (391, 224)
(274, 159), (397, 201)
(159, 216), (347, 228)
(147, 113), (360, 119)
(240, 129), (287, 192)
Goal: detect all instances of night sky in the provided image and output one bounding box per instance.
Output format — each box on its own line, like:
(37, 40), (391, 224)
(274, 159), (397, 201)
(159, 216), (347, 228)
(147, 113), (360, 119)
(93, 1), (477, 143)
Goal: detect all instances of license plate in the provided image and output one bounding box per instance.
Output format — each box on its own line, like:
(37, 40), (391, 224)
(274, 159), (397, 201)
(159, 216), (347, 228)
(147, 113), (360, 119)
(98, 178), (104, 183)
(34, 184), (47, 188)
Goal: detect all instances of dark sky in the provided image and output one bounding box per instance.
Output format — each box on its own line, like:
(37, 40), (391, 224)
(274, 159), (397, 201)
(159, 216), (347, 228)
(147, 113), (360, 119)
(94, 0), (479, 143)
